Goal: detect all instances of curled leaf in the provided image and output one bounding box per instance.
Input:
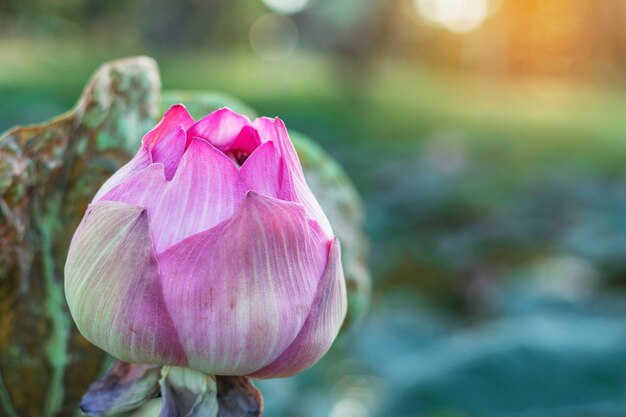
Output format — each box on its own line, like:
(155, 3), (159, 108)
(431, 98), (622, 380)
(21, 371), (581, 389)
(216, 376), (263, 417)
(80, 360), (161, 417)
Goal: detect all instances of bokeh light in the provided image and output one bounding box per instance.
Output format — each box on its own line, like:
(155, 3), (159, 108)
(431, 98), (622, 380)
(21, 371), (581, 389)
(415, 0), (490, 33)
(249, 14), (299, 61)
(262, 0), (310, 15)
(5, 2), (626, 417)
(328, 399), (370, 417)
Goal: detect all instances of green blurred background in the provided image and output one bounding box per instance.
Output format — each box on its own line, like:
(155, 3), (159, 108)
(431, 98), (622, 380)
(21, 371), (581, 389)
(3, 0), (626, 416)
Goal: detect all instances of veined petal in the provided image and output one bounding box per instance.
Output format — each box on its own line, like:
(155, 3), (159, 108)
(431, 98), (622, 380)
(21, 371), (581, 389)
(92, 147), (152, 203)
(251, 238), (346, 378)
(151, 127), (186, 180)
(239, 141), (282, 199)
(158, 192), (330, 375)
(100, 138), (244, 252)
(143, 104), (195, 148)
(187, 108), (251, 150)
(153, 138), (244, 251)
(253, 117), (334, 237)
(92, 105), (194, 202)
(64, 201), (187, 367)
(253, 117), (303, 177)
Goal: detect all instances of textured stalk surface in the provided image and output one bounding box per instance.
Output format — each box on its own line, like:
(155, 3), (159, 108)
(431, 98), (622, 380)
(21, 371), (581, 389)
(0, 56), (160, 417)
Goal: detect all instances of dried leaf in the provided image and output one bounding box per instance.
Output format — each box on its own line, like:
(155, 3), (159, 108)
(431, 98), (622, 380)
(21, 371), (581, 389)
(216, 376), (263, 417)
(80, 360), (161, 417)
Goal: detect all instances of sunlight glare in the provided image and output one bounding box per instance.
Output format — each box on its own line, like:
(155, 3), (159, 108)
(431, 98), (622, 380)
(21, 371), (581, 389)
(262, 0), (309, 15)
(416, 0), (489, 33)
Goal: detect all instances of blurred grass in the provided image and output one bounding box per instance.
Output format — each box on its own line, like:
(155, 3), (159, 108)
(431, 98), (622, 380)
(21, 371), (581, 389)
(4, 37), (626, 417)
(4, 38), (626, 294)
(3, 38), (626, 172)
(2, 37), (626, 278)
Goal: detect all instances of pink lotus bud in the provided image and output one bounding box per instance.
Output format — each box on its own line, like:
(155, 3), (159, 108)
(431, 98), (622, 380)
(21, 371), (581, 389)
(65, 105), (347, 378)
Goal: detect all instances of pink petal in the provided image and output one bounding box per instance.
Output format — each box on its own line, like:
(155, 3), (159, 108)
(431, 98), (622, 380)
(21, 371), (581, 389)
(239, 141), (282, 199)
(187, 108), (251, 150)
(157, 192), (331, 375)
(226, 125), (262, 165)
(151, 126), (186, 180)
(253, 117), (334, 237)
(64, 201), (187, 367)
(92, 105), (194, 202)
(253, 117), (303, 177)
(143, 104), (195, 148)
(100, 138), (244, 252)
(92, 146), (152, 203)
(251, 238), (347, 378)
(230, 125), (262, 154)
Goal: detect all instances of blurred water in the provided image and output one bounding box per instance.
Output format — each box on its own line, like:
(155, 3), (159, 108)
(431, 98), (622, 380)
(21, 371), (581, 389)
(259, 288), (626, 417)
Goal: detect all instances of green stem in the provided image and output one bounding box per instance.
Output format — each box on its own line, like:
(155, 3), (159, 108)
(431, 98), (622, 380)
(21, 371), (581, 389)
(39, 194), (71, 417)
(0, 373), (18, 417)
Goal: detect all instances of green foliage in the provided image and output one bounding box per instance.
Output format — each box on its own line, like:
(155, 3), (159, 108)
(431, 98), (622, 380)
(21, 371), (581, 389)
(2, 47), (626, 417)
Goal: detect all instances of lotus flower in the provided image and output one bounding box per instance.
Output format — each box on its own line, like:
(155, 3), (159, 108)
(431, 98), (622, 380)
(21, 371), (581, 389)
(65, 105), (347, 378)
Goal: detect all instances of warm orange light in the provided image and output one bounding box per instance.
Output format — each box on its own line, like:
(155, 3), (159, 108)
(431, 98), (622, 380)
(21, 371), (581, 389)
(415, 0), (489, 33)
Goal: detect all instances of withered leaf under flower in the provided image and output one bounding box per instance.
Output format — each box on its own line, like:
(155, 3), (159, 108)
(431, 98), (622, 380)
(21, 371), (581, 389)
(80, 360), (161, 417)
